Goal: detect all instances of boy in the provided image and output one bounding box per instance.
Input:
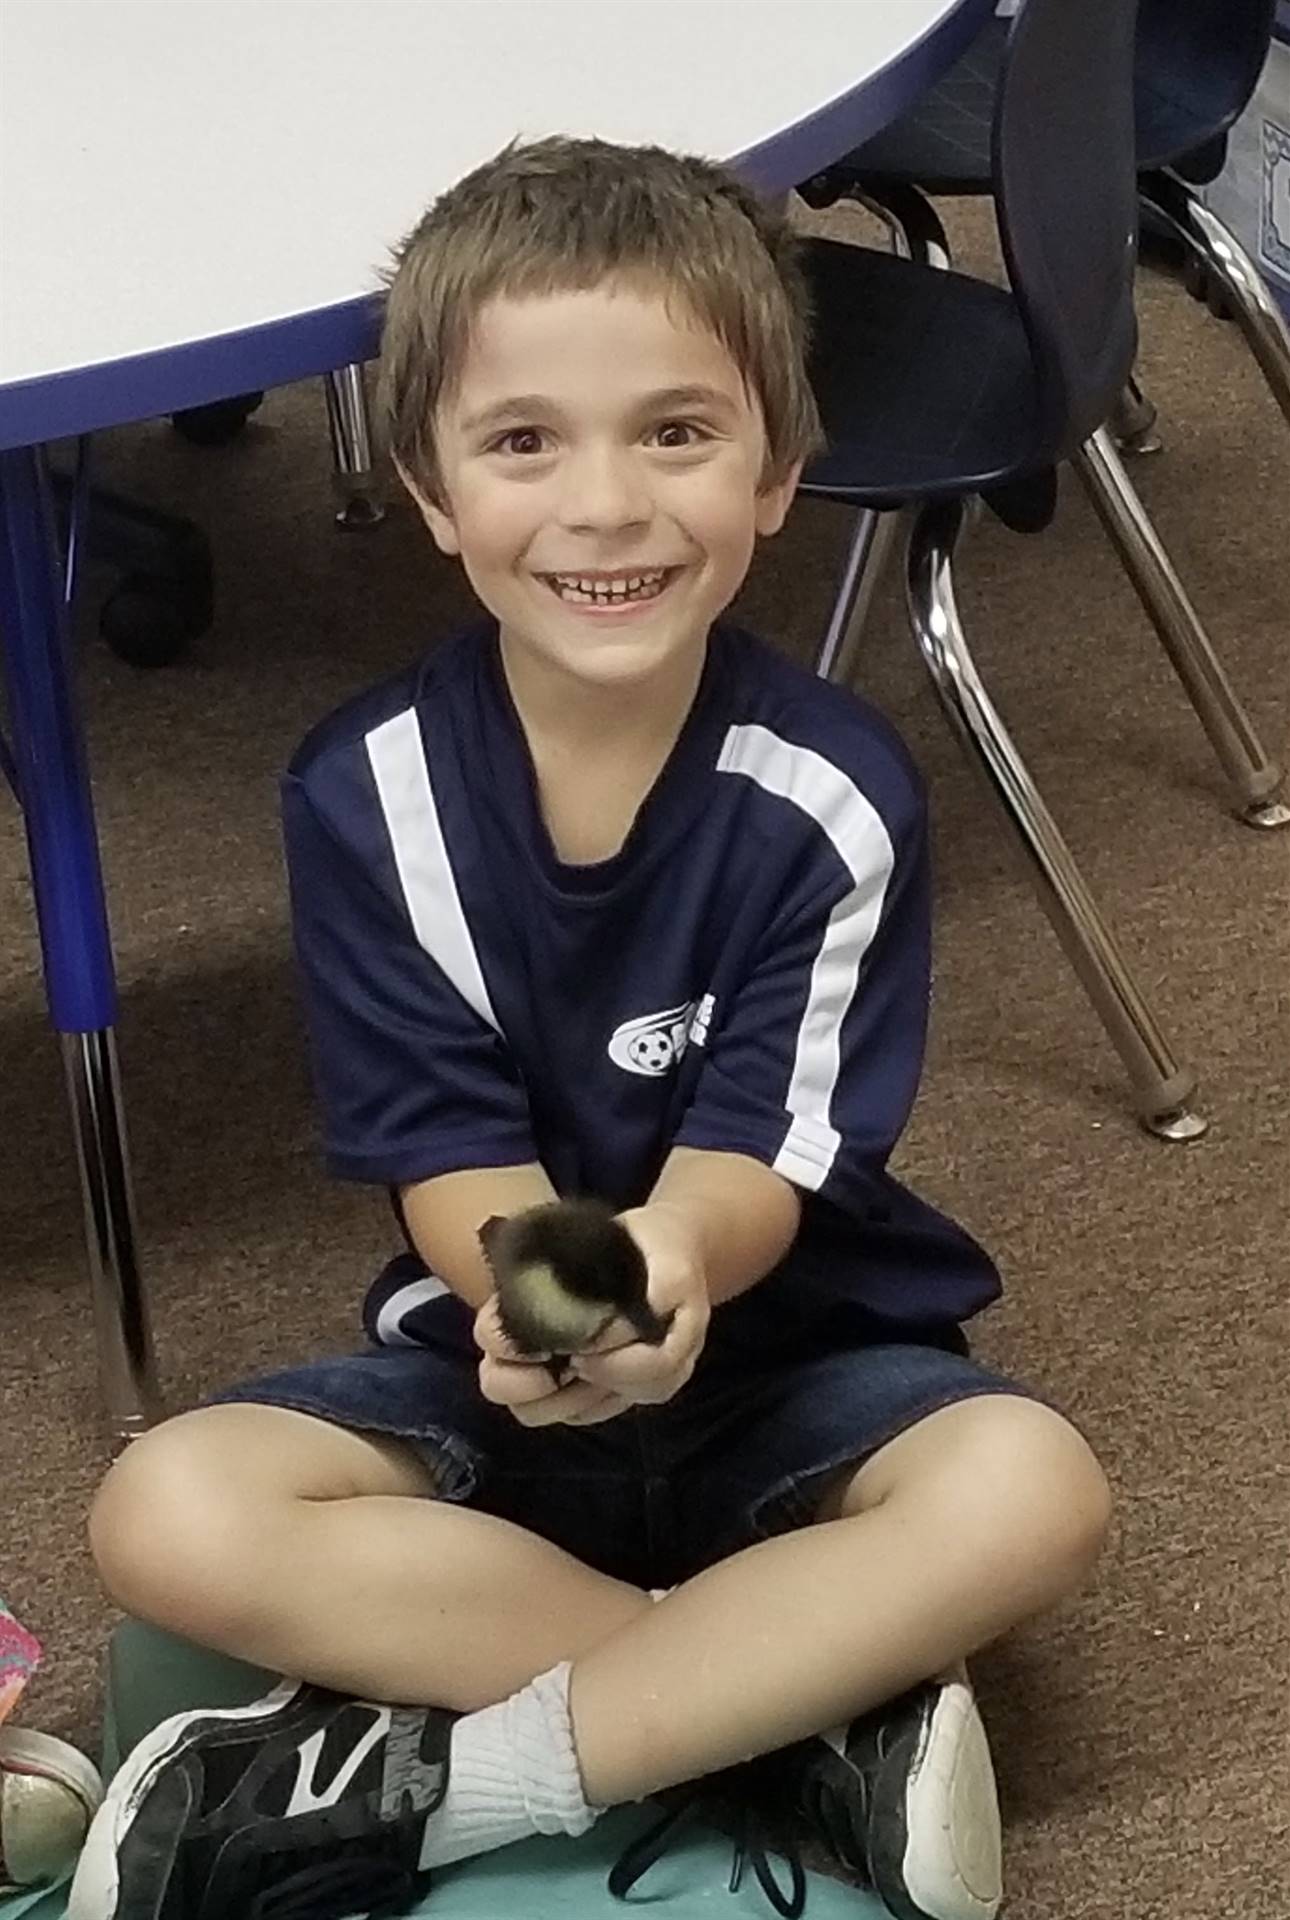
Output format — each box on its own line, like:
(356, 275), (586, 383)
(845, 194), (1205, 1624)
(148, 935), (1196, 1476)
(73, 138), (1110, 1920)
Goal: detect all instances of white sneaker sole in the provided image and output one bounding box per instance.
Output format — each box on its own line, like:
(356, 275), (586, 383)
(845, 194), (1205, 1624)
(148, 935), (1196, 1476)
(66, 1679), (302, 1920)
(901, 1674), (1002, 1920)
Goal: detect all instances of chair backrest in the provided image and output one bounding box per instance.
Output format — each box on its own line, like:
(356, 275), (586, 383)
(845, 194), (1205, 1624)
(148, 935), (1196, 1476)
(1135, 0), (1276, 176)
(992, 0), (1140, 458)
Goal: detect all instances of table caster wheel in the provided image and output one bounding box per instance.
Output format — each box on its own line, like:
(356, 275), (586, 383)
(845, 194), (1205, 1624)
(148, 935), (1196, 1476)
(170, 393), (264, 446)
(99, 526), (214, 667)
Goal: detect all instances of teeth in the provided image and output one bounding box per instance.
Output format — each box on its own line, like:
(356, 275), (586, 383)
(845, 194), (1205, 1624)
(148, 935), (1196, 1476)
(546, 567), (672, 604)
(551, 568), (666, 592)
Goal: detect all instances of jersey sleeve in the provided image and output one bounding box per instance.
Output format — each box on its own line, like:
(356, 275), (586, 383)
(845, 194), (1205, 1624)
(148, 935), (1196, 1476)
(672, 738), (931, 1220)
(281, 769), (537, 1185)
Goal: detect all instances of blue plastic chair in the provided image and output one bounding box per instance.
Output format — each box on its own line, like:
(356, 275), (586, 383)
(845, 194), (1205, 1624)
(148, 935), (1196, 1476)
(831, 0), (1286, 424)
(801, 0), (1289, 837)
(822, 0), (1276, 196)
(795, 0), (1220, 1138)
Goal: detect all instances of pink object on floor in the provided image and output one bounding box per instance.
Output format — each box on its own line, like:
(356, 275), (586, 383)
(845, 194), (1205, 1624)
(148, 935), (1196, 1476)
(0, 1604), (42, 1726)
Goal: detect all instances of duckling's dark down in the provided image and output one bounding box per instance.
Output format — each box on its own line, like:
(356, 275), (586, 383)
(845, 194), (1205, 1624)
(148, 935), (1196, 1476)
(478, 1198), (673, 1382)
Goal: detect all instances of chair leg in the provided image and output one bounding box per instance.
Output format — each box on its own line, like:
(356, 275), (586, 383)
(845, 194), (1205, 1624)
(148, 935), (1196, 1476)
(1073, 427), (1288, 828)
(850, 182), (952, 271)
(814, 508), (904, 683)
(322, 364), (385, 530)
(812, 184), (948, 684)
(906, 497), (1205, 1140)
(1139, 174), (1290, 423)
(1109, 374), (1163, 455)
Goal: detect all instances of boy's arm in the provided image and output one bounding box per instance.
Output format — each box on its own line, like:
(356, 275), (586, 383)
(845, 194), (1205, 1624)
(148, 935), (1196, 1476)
(399, 1147), (797, 1319)
(397, 1162), (558, 1311)
(645, 1145), (800, 1307)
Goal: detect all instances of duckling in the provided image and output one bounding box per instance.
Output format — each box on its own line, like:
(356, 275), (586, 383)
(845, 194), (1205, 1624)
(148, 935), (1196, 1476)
(478, 1197), (673, 1383)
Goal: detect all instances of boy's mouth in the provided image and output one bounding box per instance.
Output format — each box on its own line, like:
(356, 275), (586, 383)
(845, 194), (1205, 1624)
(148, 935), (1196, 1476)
(538, 566), (680, 607)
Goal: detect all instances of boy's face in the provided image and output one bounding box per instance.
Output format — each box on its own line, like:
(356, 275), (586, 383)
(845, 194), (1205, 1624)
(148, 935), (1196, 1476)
(404, 279), (800, 694)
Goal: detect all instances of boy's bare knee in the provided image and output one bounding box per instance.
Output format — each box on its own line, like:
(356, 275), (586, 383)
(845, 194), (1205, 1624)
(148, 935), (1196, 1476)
(849, 1393), (1112, 1587)
(89, 1407), (323, 1641)
(957, 1397), (1112, 1586)
(91, 1419), (246, 1631)
(89, 1403), (438, 1640)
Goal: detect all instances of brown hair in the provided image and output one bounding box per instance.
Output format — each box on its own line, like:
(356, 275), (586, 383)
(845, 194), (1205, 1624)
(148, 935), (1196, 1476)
(376, 135), (823, 505)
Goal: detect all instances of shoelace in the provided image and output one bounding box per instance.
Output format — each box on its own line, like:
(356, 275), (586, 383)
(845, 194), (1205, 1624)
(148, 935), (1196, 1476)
(245, 1852), (429, 1920)
(608, 1788), (807, 1918)
(796, 1765), (872, 1883)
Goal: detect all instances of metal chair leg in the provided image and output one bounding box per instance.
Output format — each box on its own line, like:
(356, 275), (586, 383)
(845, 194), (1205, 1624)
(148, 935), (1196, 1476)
(813, 184), (947, 684)
(1140, 174), (1290, 423)
(1109, 374), (1163, 455)
(0, 446), (162, 1435)
(814, 508), (903, 684)
(1073, 427), (1289, 828)
(906, 497), (1205, 1140)
(851, 181), (953, 271)
(323, 364), (385, 530)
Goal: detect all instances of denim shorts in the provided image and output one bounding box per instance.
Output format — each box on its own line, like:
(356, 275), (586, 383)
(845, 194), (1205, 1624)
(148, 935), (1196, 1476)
(209, 1282), (1046, 1593)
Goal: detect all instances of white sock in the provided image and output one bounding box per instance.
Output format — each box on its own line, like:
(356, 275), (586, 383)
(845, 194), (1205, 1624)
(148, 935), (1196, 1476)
(418, 1661), (600, 1869)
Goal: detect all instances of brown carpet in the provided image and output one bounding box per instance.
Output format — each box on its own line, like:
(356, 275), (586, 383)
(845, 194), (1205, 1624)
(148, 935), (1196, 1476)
(1, 198), (1287, 1916)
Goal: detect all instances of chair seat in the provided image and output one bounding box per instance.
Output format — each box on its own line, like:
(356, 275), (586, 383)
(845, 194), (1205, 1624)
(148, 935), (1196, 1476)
(801, 237), (1043, 506)
(830, 13), (1228, 192)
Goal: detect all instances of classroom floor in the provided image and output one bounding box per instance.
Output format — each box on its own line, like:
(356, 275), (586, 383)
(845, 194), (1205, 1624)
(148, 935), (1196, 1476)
(1, 199), (1287, 1919)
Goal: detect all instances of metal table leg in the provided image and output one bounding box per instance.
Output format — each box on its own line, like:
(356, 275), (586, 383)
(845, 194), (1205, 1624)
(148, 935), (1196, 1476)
(323, 364), (385, 530)
(0, 445), (160, 1437)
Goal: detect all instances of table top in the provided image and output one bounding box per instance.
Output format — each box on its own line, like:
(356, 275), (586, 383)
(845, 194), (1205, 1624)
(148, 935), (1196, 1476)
(0, 0), (992, 450)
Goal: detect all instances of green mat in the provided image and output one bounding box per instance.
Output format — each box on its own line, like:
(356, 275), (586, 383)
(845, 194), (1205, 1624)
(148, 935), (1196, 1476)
(0, 1891), (64, 1920)
(2, 1621), (883, 1917)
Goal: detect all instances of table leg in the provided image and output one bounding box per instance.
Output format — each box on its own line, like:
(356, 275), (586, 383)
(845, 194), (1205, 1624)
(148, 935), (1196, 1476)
(0, 445), (160, 1437)
(323, 365), (385, 530)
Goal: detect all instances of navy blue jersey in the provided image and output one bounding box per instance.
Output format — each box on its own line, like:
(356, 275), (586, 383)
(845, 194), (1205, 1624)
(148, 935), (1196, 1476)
(283, 620), (1000, 1340)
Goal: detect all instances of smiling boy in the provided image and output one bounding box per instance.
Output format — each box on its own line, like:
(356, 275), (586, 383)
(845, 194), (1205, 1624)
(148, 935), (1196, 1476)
(73, 138), (1110, 1920)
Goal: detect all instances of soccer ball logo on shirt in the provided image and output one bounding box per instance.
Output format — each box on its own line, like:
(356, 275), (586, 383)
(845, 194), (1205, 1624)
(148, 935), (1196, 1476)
(608, 996), (714, 1077)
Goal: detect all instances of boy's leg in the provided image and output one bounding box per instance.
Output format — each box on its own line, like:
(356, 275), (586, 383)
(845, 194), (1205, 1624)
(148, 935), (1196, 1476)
(567, 1393), (1111, 1807)
(76, 1387), (1108, 1920)
(90, 1402), (653, 1707)
(94, 1392), (1109, 1794)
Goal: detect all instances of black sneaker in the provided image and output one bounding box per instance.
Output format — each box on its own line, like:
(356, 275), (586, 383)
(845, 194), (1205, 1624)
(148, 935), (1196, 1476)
(608, 1752), (807, 1918)
(67, 1677), (454, 1920)
(788, 1669), (1002, 1920)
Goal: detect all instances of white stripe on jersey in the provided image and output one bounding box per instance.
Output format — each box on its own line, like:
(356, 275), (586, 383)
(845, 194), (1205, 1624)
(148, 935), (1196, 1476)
(365, 708), (500, 1033)
(716, 723), (896, 1190)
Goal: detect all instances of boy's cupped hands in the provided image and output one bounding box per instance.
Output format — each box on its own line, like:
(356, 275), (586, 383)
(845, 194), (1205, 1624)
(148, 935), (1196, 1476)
(473, 1201), (710, 1427)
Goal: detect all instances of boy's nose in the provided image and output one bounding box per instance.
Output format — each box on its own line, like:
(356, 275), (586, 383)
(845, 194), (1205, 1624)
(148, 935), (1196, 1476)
(556, 445), (651, 532)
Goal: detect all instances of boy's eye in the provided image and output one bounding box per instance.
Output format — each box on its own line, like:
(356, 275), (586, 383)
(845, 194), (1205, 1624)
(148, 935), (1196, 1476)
(651, 420), (708, 449)
(489, 427), (547, 456)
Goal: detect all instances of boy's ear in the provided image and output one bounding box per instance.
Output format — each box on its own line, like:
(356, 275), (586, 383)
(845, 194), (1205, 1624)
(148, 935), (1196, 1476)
(755, 459), (803, 538)
(392, 455), (461, 557)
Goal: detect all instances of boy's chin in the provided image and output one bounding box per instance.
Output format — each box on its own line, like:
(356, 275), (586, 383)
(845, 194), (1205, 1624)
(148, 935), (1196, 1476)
(504, 613), (713, 686)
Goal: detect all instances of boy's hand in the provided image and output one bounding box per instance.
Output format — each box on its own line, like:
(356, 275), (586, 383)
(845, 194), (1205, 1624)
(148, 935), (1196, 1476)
(567, 1201), (709, 1405)
(473, 1294), (635, 1427)
(472, 1202), (710, 1424)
